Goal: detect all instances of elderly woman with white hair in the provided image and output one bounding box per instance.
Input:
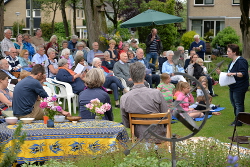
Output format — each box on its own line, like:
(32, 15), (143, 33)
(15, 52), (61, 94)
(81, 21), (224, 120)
(93, 57), (128, 108)
(73, 42), (89, 60)
(44, 48), (58, 78)
(101, 51), (116, 71)
(56, 59), (85, 94)
(79, 68), (113, 121)
(46, 35), (59, 56)
(60, 48), (74, 69)
(189, 34), (206, 60)
(162, 50), (186, 82)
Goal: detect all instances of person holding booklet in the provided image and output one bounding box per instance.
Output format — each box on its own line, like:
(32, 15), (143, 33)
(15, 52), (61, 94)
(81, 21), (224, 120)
(216, 44), (249, 126)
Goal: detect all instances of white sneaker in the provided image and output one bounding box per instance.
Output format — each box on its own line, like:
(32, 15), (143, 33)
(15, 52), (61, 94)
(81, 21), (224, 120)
(123, 87), (130, 94)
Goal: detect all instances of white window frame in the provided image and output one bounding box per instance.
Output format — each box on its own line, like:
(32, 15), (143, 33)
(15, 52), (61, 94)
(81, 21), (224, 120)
(26, 9), (41, 18)
(194, 0), (214, 5)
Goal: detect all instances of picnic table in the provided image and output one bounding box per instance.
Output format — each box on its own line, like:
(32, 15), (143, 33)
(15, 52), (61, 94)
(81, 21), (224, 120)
(0, 119), (128, 164)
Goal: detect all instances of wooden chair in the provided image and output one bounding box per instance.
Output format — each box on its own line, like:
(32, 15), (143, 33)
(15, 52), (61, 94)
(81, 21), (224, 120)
(129, 112), (172, 148)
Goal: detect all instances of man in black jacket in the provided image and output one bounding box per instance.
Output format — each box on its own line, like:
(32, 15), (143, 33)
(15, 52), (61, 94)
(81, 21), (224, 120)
(145, 28), (163, 65)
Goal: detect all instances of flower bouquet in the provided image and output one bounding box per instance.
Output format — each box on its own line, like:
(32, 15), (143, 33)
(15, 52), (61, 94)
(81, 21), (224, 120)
(39, 95), (62, 120)
(99, 30), (122, 45)
(85, 98), (111, 120)
(28, 62), (36, 68)
(28, 61), (45, 67)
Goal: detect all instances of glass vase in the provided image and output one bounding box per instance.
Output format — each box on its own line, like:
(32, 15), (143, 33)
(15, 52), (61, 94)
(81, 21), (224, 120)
(95, 115), (102, 120)
(47, 119), (54, 128)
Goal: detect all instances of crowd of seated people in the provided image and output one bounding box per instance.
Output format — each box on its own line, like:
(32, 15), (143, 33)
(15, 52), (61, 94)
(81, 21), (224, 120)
(0, 28), (221, 128)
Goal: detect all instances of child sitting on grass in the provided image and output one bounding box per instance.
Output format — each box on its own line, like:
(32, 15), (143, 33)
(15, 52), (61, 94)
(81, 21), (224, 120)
(195, 96), (221, 115)
(176, 82), (203, 118)
(157, 73), (175, 108)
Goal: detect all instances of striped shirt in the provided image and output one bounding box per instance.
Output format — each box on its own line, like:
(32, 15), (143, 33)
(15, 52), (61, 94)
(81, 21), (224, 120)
(149, 38), (158, 53)
(1, 37), (14, 57)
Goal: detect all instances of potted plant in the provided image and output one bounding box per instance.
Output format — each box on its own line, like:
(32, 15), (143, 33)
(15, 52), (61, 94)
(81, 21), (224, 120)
(39, 95), (62, 127)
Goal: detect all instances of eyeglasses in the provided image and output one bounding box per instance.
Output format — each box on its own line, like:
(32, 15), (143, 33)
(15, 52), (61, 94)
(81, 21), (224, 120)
(11, 52), (17, 53)
(24, 54), (29, 55)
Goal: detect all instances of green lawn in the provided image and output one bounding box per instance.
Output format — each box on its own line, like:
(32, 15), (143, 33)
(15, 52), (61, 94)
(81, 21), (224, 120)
(110, 80), (250, 147)
(71, 56), (250, 147)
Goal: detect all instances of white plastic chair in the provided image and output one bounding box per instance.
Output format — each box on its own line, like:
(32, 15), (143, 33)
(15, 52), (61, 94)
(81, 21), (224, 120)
(50, 79), (78, 115)
(43, 86), (52, 96)
(46, 78), (66, 100)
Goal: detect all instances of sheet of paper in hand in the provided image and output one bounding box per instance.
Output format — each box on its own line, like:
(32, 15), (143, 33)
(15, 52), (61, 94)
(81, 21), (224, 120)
(219, 72), (236, 86)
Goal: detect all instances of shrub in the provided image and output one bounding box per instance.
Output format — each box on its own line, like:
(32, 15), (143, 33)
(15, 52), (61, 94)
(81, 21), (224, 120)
(40, 22), (53, 41)
(12, 19), (25, 37)
(0, 122), (26, 167)
(211, 26), (240, 49)
(181, 31), (197, 51)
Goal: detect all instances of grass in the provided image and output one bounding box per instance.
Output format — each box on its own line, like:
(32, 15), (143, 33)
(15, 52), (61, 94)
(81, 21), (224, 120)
(109, 84), (250, 147)
(71, 56), (250, 147)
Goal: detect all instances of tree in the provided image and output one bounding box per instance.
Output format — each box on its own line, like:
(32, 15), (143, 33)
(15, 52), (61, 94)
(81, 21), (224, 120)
(137, 0), (177, 51)
(0, 0), (4, 41)
(61, 0), (70, 37)
(34, 0), (61, 33)
(71, 0), (77, 35)
(240, 0), (250, 59)
(82, 0), (108, 51)
(104, 0), (121, 29)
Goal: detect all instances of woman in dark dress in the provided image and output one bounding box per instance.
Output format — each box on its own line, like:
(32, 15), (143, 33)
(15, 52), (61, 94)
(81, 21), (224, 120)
(79, 68), (113, 121)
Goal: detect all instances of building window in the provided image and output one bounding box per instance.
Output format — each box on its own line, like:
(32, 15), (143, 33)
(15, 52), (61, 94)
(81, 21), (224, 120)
(192, 20), (202, 36)
(26, 9), (41, 17)
(232, 0), (240, 4)
(195, 0), (214, 5)
(192, 20), (225, 37)
(77, 10), (80, 18)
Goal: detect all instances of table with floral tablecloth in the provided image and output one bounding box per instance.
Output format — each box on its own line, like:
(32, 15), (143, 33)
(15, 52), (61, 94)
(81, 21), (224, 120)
(0, 119), (128, 164)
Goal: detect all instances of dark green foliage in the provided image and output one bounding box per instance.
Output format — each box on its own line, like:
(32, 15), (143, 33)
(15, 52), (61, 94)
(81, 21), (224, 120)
(137, 0), (177, 51)
(211, 26), (241, 48)
(40, 21), (71, 42)
(12, 20), (25, 37)
(40, 22), (53, 41)
(0, 121), (26, 167)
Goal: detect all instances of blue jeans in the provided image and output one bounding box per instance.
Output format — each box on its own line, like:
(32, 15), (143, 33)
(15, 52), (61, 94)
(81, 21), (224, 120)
(229, 90), (246, 118)
(146, 52), (158, 65)
(104, 76), (124, 101)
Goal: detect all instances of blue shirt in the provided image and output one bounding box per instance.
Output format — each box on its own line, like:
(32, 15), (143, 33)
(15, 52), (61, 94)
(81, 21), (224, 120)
(162, 61), (185, 74)
(189, 40), (206, 59)
(32, 53), (48, 65)
(13, 76), (48, 116)
(1, 69), (17, 79)
(87, 50), (103, 64)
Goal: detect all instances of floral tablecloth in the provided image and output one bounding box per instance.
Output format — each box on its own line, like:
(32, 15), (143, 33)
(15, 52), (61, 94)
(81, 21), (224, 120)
(0, 119), (128, 164)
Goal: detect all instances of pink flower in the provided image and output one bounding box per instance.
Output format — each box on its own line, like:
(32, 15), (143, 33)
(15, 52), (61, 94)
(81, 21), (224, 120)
(85, 103), (93, 109)
(96, 107), (104, 115)
(40, 102), (48, 109)
(103, 103), (111, 111)
(90, 98), (100, 104)
(56, 106), (62, 112)
(51, 96), (57, 102)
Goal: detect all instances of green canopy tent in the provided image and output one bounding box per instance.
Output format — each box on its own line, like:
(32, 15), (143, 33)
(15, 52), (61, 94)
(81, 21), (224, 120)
(120, 9), (183, 28)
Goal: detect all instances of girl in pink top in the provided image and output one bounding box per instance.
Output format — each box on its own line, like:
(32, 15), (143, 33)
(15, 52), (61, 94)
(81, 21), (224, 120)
(176, 82), (204, 118)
